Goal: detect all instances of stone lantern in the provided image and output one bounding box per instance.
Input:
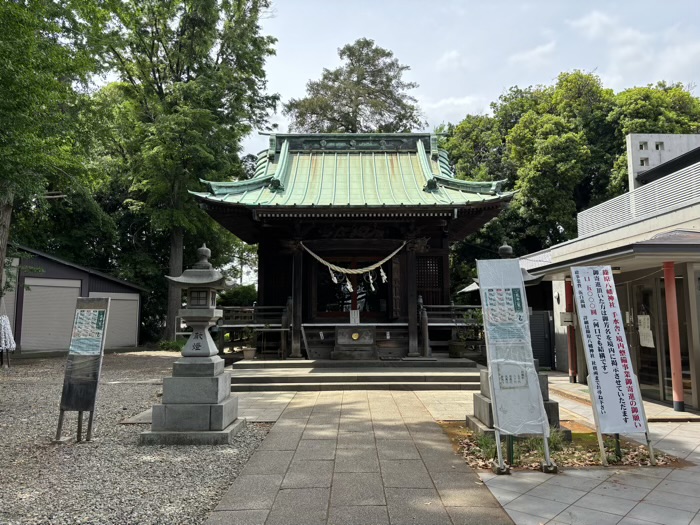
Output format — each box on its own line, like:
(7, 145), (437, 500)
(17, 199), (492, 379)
(140, 244), (244, 445)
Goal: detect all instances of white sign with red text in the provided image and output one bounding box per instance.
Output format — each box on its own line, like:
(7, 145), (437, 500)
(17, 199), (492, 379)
(571, 266), (648, 434)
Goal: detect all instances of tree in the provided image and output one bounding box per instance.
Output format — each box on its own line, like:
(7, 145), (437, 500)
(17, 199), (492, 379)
(0, 0), (100, 296)
(100, 0), (278, 339)
(283, 38), (425, 133)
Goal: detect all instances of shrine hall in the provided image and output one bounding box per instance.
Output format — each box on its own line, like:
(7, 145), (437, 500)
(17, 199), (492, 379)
(192, 133), (513, 360)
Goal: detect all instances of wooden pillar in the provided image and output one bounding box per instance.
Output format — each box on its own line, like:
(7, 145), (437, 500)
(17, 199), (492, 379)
(663, 262), (685, 411)
(290, 249), (303, 358)
(407, 248), (419, 357)
(565, 279), (578, 383)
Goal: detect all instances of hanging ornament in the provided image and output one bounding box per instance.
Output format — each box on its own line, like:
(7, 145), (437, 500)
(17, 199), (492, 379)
(345, 276), (353, 293)
(328, 266), (338, 284)
(380, 266), (388, 283)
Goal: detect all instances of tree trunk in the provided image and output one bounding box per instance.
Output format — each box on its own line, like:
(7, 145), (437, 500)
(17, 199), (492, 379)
(0, 189), (15, 300)
(164, 226), (184, 340)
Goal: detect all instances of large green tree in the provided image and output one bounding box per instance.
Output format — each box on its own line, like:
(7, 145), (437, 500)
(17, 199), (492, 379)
(444, 73), (700, 296)
(283, 38), (425, 133)
(0, 0), (101, 296)
(100, 0), (278, 339)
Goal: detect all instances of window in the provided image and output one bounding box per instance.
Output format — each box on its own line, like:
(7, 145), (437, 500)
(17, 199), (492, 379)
(639, 141), (648, 150)
(640, 157), (649, 167)
(188, 289), (209, 307)
(655, 141), (665, 151)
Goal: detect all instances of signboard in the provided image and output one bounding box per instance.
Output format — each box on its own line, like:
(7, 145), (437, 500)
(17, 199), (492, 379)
(477, 259), (549, 437)
(571, 266), (647, 434)
(59, 297), (110, 412)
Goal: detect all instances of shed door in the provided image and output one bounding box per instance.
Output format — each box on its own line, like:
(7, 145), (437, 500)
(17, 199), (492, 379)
(21, 278), (81, 352)
(89, 292), (139, 347)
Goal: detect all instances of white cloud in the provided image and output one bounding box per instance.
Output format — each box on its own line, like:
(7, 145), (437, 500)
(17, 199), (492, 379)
(420, 95), (488, 126)
(435, 50), (474, 72)
(568, 10), (614, 38)
(508, 41), (556, 68)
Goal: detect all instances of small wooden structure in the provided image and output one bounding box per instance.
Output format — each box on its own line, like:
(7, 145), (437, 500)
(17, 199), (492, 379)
(193, 133), (512, 359)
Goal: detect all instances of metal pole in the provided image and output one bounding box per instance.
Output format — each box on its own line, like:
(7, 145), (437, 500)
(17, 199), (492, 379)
(588, 375), (608, 466)
(614, 433), (622, 460)
(77, 411), (83, 442)
(494, 429), (507, 473)
(54, 410), (65, 441)
(86, 411), (95, 442)
(506, 435), (514, 466)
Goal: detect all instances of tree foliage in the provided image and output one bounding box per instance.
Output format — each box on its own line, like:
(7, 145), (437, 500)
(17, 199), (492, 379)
(283, 38), (425, 133)
(96, 0), (278, 338)
(445, 73), (700, 296)
(0, 0), (102, 296)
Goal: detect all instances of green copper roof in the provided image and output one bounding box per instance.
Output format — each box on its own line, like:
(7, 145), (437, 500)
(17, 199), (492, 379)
(192, 133), (513, 209)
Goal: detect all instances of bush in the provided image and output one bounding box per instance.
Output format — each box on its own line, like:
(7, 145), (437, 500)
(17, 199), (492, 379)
(159, 339), (186, 351)
(218, 284), (257, 307)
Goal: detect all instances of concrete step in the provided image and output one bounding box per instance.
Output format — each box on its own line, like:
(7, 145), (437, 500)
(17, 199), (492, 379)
(231, 358), (478, 369)
(231, 381), (481, 392)
(231, 369), (480, 384)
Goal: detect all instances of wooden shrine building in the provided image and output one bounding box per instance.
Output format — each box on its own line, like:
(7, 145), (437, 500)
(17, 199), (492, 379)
(192, 133), (513, 359)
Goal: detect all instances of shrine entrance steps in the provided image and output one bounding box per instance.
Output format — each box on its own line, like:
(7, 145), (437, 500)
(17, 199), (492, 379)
(229, 358), (481, 392)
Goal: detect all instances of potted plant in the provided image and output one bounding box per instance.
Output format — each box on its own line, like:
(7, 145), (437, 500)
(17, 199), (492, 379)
(240, 328), (257, 359)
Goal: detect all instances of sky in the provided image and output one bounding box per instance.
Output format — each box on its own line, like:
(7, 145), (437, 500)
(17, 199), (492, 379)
(242, 0), (700, 154)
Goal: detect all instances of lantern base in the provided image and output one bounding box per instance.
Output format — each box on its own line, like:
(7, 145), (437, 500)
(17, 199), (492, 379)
(140, 418), (246, 446)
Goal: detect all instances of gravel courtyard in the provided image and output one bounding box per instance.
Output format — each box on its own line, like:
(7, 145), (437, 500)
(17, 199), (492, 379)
(0, 352), (268, 525)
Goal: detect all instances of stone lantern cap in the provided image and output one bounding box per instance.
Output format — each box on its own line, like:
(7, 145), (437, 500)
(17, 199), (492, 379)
(166, 244), (229, 289)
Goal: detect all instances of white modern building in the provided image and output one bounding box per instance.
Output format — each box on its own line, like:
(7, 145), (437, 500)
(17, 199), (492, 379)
(627, 133), (700, 190)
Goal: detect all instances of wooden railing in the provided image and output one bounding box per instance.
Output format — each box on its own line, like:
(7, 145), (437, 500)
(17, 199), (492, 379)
(219, 305), (289, 327)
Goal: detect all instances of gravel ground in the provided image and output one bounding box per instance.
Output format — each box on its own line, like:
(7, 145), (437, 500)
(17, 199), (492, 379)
(0, 352), (269, 525)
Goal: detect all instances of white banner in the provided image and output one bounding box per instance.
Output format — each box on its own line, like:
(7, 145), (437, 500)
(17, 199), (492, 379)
(477, 259), (549, 436)
(571, 266), (647, 434)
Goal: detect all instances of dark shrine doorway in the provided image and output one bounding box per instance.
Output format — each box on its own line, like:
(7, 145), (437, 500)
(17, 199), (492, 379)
(312, 258), (390, 322)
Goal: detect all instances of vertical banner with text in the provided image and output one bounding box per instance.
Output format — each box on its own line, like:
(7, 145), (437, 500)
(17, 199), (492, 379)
(59, 298), (111, 412)
(477, 259), (549, 436)
(571, 266), (647, 434)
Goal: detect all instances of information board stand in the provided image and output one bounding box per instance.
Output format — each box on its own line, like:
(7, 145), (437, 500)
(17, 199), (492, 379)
(477, 259), (556, 474)
(53, 297), (110, 444)
(571, 266), (655, 466)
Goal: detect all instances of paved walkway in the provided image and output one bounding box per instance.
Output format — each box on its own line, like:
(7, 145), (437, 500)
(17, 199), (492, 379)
(205, 390), (512, 525)
(215, 382), (700, 525)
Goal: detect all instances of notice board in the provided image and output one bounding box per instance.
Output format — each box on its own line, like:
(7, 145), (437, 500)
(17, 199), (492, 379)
(477, 259), (549, 436)
(571, 266), (647, 434)
(59, 297), (110, 412)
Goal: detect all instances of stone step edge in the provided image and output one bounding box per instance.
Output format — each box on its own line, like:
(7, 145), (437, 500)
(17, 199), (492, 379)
(230, 359), (479, 369)
(231, 382), (480, 391)
(231, 375), (480, 384)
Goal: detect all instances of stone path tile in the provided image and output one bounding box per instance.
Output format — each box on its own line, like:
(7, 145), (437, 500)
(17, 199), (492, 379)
(504, 509), (545, 525)
(447, 506), (515, 525)
(591, 480), (652, 501)
(241, 450), (293, 475)
(627, 501), (697, 524)
(330, 472), (386, 506)
(215, 474), (283, 511)
(575, 492), (638, 516)
(203, 509), (269, 525)
(431, 470), (501, 508)
(335, 448), (380, 473)
(642, 487), (700, 513)
(265, 488), (330, 525)
(336, 431), (375, 449)
(380, 458), (434, 488)
(525, 483), (587, 504)
(376, 439), (420, 460)
(552, 505), (622, 525)
(505, 494), (569, 520)
(327, 506), (390, 525)
(282, 460), (334, 488)
(385, 487), (452, 525)
(293, 439), (337, 460)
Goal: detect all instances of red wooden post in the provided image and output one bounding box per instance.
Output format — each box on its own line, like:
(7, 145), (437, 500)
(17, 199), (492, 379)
(663, 262), (685, 411)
